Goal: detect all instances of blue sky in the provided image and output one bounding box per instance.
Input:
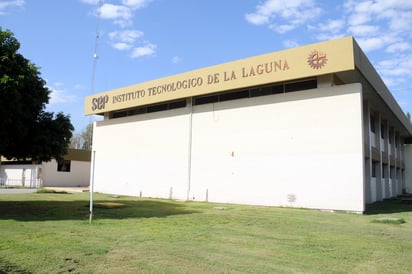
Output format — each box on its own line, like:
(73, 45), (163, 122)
(1, 0), (412, 133)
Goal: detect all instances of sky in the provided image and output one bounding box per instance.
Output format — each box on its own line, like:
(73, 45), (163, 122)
(1, 0), (412, 133)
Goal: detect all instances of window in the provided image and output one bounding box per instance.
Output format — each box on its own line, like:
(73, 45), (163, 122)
(284, 79), (317, 92)
(111, 111), (128, 118)
(169, 100), (187, 109)
(382, 164), (388, 178)
(370, 115), (375, 133)
(147, 103), (169, 113)
(219, 89), (249, 102)
(110, 100), (187, 119)
(195, 95), (219, 105)
(57, 160), (71, 172)
(381, 123), (385, 139)
(194, 78), (317, 106)
(371, 161), (377, 178)
(250, 84), (283, 97)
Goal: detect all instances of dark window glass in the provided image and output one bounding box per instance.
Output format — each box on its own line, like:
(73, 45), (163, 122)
(250, 85), (283, 97)
(194, 95), (219, 105)
(169, 100), (187, 109)
(371, 162), (377, 178)
(112, 111), (128, 118)
(57, 160), (71, 172)
(285, 79), (317, 93)
(147, 103), (169, 113)
(219, 90), (250, 102)
(370, 115), (375, 133)
(382, 164), (387, 178)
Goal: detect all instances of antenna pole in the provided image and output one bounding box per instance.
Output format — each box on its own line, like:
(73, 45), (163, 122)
(89, 0), (103, 224)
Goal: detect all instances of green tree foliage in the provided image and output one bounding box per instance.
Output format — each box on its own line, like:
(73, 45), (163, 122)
(70, 123), (93, 150)
(80, 123), (93, 150)
(0, 28), (73, 162)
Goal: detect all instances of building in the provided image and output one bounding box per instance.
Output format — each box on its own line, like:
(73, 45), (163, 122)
(84, 37), (412, 213)
(0, 149), (91, 188)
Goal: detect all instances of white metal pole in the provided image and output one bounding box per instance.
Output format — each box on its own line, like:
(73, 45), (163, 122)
(89, 150), (96, 224)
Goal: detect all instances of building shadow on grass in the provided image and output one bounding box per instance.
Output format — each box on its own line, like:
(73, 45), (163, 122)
(0, 198), (199, 222)
(364, 196), (412, 215)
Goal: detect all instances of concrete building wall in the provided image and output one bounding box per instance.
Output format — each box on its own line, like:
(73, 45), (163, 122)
(92, 107), (190, 198)
(92, 83), (365, 212)
(0, 164), (39, 187)
(42, 159), (91, 187)
(405, 145), (412, 193)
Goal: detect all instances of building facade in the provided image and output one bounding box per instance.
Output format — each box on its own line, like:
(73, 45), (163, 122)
(84, 37), (412, 212)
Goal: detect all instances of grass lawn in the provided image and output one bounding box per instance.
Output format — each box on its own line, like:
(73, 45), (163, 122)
(0, 192), (412, 273)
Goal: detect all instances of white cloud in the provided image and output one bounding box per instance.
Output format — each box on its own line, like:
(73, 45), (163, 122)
(283, 40), (299, 48)
(81, 0), (156, 59)
(112, 42), (132, 51)
(315, 33), (345, 42)
(171, 56), (181, 64)
(130, 42), (156, 58)
(344, 0), (412, 35)
(0, 0), (24, 15)
(269, 24), (295, 34)
(318, 19), (345, 34)
(376, 53), (412, 97)
(347, 13), (371, 26)
(48, 85), (77, 105)
(378, 54), (412, 76)
(245, 0), (321, 33)
(356, 37), (386, 51)
(54, 82), (64, 88)
(121, 0), (151, 10)
(109, 29), (143, 43)
(386, 42), (410, 53)
(244, 13), (269, 25)
(79, 0), (100, 5)
(388, 11), (412, 33)
(108, 29), (144, 52)
(348, 24), (379, 37)
(98, 3), (132, 27)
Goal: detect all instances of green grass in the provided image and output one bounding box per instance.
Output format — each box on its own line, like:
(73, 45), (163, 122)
(0, 193), (412, 273)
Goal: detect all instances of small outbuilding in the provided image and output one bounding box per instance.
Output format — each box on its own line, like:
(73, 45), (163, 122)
(0, 149), (91, 188)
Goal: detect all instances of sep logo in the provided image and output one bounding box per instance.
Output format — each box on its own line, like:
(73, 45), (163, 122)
(92, 95), (109, 111)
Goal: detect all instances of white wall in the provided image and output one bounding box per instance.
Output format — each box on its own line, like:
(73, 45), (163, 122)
(405, 144), (412, 193)
(0, 165), (39, 187)
(92, 108), (190, 198)
(92, 83), (365, 212)
(42, 159), (91, 187)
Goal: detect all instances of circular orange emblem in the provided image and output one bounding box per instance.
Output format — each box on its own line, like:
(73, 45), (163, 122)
(307, 50), (328, 69)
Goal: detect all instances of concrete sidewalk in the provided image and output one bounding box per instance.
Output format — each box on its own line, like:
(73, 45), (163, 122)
(43, 187), (89, 193)
(0, 188), (37, 194)
(0, 187), (89, 194)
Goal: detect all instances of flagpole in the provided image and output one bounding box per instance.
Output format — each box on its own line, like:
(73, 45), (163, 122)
(89, 150), (96, 224)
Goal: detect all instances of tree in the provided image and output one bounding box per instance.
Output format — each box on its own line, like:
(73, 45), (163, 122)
(80, 123), (93, 150)
(0, 28), (73, 162)
(70, 123), (93, 150)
